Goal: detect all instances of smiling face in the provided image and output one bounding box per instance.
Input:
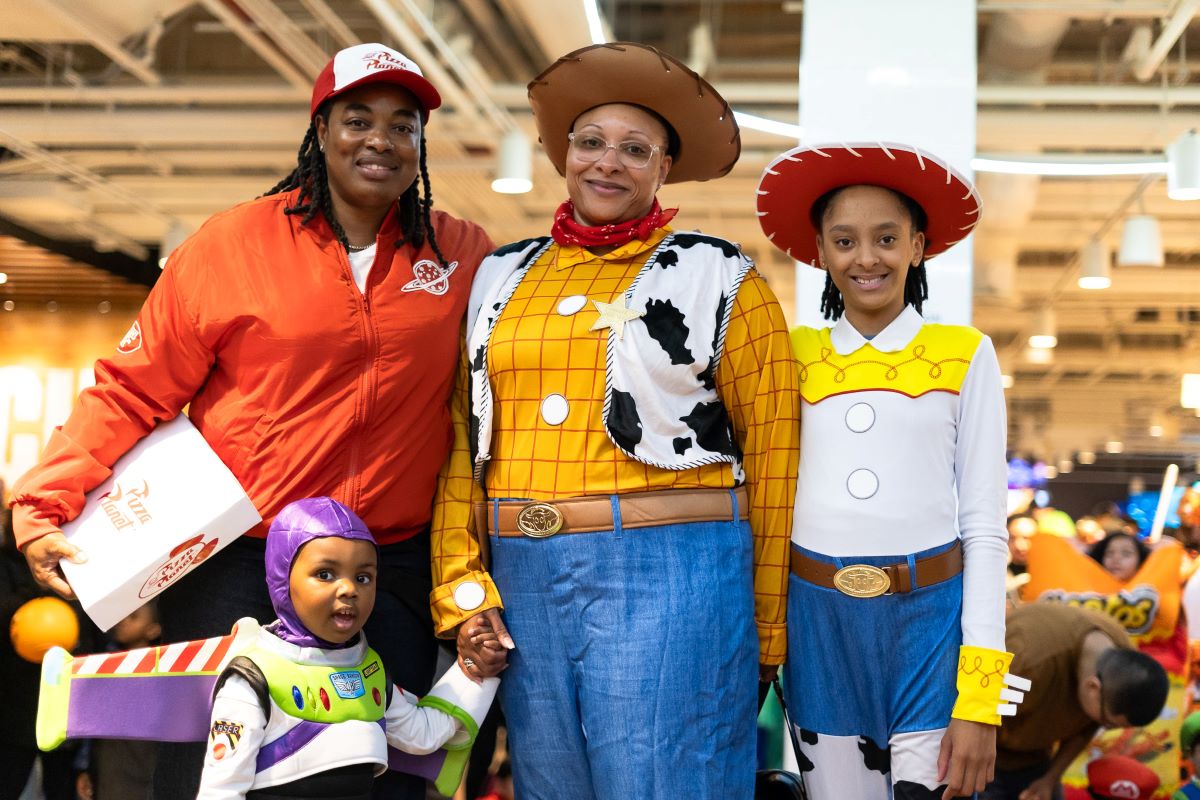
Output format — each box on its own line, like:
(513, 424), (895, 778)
(315, 83), (422, 227)
(288, 536), (377, 645)
(816, 185), (925, 336)
(565, 103), (673, 227)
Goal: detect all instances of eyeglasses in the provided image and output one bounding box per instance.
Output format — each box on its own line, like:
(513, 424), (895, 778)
(568, 133), (664, 169)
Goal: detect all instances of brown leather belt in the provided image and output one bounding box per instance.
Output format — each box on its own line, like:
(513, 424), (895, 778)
(485, 486), (749, 538)
(789, 540), (963, 597)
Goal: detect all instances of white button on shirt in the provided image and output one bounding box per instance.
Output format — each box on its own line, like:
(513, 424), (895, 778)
(791, 306), (1009, 651)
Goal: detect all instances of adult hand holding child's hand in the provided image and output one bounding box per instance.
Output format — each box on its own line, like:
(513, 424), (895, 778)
(456, 608), (514, 683)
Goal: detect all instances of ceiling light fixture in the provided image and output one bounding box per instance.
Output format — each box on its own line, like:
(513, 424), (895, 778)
(0, 272), (7, 285)
(1028, 307), (1057, 349)
(1167, 129), (1200, 201)
(582, 0), (606, 44)
(733, 111), (803, 141)
(971, 156), (1168, 177)
(492, 130), (533, 195)
(1105, 440), (1124, 454)
(1183, 373), (1200, 409)
(1077, 238), (1111, 290)
(159, 221), (190, 269)
(1077, 450), (1096, 465)
(1117, 214), (1164, 267)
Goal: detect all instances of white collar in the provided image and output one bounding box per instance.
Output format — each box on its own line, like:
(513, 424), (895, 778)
(829, 305), (924, 355)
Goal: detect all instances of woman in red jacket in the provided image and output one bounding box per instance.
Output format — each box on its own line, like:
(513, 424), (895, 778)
(9, 43), (492, 800)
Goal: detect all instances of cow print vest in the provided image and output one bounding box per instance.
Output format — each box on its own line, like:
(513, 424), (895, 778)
(465, 232), (752, 483)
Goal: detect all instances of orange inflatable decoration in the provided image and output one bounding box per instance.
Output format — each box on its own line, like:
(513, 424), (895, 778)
(1021, 533), (1183, 648)
(10, 596), (79, 663)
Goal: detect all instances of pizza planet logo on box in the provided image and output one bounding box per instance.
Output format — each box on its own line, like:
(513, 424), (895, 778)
(99, 480), (153, 532)
(139, 534), (219, 599)
(117, 321), (143, 354)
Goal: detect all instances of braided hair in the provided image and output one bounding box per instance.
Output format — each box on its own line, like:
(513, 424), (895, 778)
(263, 104), (450, 269)
(811, 185), (930, 321)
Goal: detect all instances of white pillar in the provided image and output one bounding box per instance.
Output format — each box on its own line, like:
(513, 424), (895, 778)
(795, 0), (977, 326)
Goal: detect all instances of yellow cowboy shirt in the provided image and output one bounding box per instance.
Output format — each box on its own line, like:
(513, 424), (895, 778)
(430, 228), (799, 664)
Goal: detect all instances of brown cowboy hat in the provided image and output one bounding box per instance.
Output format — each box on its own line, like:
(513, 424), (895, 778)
(527, 42), (740, 184)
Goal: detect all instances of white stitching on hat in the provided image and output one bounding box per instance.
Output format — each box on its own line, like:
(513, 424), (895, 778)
(965, 205), (981, 215)
(766, 168), (780, 175)
(879, 144), (896, 160)
(756, 189), (769, 195)
(961, 187), (974, 200)
(767, 232), (777, 241)
(810, 146), (832, 157)
(914, 149), (926, 171)
(756, 211), (769, 217)
(845, 145), (862, 157)
(786, 247), (793, 257)
(958, 224), (975, 231)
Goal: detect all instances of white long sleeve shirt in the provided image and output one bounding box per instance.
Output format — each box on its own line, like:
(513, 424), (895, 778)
(791, 306), (1009, 650)
(197, 629), (479, 799)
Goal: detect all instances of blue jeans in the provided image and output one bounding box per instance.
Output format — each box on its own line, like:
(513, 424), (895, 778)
(154, 533), (438, 800)
(490, 500), (758, 800)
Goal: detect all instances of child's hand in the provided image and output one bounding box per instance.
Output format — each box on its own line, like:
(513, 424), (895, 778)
(457, 610), (512, 683)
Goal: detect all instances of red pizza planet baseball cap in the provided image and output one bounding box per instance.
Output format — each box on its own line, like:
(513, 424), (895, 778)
(310, 43), (442, 120)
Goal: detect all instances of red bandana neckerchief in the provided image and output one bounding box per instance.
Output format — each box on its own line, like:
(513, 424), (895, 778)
(550, 199), (678, 249)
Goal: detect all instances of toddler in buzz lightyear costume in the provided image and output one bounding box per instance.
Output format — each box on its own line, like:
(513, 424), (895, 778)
(198, 497), (499, 799)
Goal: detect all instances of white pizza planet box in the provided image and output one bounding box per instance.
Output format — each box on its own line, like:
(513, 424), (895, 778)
(60, 414), (262, 631)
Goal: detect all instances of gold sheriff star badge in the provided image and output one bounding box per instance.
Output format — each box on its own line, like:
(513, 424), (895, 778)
(589, 298), (645, 340)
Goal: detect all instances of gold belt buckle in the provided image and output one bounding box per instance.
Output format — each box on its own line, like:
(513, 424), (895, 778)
(832, 564), (890, 598)
(516, 503), (564, 538)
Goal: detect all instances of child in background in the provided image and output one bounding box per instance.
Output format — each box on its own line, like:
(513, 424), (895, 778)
(198, 497), (499, 800)
(76, 602), (161, 800)
(1176, 712), (1200, 799)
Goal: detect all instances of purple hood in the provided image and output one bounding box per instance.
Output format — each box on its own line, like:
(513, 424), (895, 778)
(265, 496), (377, 649)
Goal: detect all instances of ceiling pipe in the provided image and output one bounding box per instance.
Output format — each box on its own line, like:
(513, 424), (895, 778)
(391, 0), (516, 132)
(0, 128), (179, 230)
(233, 0), (328, 78)
(31, 0), (161, 86)
(14, 80), (1200, 109)
(1132, 0), (1200, 82)
(298, 0), (359, 50)
(359, 0), (485, 128)
(197, 0), (311, 91)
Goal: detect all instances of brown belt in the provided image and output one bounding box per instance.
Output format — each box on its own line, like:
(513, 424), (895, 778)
(789, 540), (963, 597)
(484, 486), (749, 538)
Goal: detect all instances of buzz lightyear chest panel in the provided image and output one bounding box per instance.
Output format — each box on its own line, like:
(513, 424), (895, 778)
(251, 646), (388, 724)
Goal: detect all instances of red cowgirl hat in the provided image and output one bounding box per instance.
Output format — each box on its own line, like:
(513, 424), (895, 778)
(755, 142), (982, 268)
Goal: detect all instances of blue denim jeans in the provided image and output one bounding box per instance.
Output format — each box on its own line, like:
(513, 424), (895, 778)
(490, 499), (758, 800)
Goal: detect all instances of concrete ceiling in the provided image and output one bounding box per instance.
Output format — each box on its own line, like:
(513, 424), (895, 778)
(2, 0), (1200, 469)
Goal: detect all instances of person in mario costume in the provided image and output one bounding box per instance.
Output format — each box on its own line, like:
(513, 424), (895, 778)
(755, 143), (1025, 800)
(10, 42), (493, 799)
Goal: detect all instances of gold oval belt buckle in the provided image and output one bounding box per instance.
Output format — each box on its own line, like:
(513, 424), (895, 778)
(516, 503), (564, 538)
(832, 564), (890, 598)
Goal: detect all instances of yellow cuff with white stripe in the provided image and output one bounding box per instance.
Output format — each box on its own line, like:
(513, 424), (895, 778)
(951, 645), (1029, 726)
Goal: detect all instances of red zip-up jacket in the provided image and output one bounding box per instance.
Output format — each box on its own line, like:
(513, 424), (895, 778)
(10, 189), (493, 547)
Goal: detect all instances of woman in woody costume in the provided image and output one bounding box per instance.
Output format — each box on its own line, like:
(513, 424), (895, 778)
(430, 42), (800, 799)
(755, 144), (1025, 800)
